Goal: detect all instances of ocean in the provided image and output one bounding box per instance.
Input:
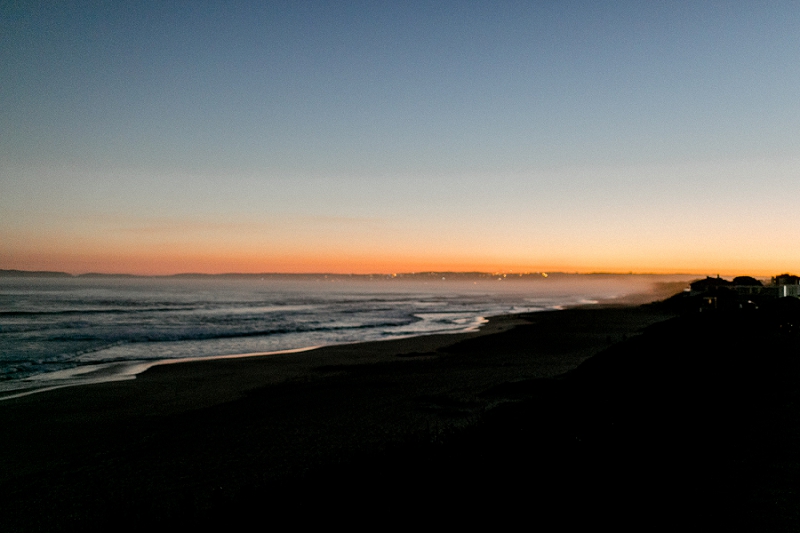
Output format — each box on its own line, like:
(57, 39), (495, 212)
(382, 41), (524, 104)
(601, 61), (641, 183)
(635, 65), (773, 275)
(0, 274), (679, 396)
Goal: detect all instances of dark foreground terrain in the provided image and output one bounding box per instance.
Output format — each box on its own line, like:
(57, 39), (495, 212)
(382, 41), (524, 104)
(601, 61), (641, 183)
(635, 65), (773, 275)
(2, 300), (799, 531)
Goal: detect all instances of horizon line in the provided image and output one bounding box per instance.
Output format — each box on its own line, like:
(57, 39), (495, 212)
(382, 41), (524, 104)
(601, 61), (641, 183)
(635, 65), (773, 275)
(0, 268), (734, 279)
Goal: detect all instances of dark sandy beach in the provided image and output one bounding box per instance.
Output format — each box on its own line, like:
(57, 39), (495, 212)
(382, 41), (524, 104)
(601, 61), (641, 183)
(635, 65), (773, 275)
(2, 302), (799, 531)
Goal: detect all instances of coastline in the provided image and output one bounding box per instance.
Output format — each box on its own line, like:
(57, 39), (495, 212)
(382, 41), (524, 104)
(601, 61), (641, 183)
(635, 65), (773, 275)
(0, 283), (678, 402)
(0, 304), (676, 530)
(0, 315), (495, 402)
(0, 274), (691, 396)
(10, 293), (798, 530)
(0, 346), (324, 402)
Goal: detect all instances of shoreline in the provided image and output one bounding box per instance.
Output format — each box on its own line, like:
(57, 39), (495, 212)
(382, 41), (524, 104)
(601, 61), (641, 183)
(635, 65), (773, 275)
(0, 315), (498, 402)
(4, 295), (798, 529)
(0, 308), (522, 401)
(0, 303), (685, 530)
(0, 286), (672, 402)
(0, 345), (325, 402)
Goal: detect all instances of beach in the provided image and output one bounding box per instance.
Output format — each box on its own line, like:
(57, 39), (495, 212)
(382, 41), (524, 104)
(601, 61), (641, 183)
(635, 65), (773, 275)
(2, 302), (799, 530)
(5, 2), (798, 530)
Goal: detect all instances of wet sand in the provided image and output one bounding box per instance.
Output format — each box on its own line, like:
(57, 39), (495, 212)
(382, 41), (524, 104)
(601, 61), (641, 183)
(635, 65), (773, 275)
(2, 302), (799, 530)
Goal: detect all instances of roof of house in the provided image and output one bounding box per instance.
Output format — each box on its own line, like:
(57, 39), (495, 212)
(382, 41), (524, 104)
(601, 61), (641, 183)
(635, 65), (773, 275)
(774, 274), (800, 285)
(732, 276), (763, 287)
(690, 276), (732, 290)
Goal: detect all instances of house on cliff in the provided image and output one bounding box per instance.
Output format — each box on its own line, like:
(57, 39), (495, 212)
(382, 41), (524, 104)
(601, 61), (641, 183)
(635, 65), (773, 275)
(691, 274), (800, 299)
(732, 276), (764, 296)
(689, 276), (733, 296)
(688, 274), (800, 313)
(773, 274), (800, 298)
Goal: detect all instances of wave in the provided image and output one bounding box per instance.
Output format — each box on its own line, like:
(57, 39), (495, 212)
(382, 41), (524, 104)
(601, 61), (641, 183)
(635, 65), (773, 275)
(0, 306), (198, 317)
(44, 318), (422, 353)
(1, 275), (637, 392)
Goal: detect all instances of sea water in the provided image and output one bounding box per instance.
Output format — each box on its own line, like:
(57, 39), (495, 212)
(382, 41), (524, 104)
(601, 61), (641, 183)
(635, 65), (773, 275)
(0, 275), (665, 396)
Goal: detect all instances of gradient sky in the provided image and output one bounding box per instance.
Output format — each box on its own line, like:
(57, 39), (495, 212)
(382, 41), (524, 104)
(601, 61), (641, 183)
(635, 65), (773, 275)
(2, 1), (799, 275)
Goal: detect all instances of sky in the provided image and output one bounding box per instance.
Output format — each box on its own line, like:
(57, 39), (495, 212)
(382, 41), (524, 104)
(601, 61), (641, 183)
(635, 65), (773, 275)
(2, 1), (799, 275)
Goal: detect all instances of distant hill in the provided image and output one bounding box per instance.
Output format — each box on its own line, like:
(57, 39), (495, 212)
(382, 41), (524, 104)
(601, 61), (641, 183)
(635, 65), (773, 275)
(76, 273), (138, 278)
(0, 269), (698, 281)
(0, 269), (72, 278)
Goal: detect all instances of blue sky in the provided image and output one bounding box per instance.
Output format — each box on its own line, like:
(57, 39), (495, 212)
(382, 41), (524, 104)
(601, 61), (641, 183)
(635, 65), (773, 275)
(2, 1), (799, 274)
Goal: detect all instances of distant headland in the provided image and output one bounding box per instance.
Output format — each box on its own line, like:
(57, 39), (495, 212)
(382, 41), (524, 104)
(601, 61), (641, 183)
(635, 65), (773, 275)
(0, 269), (697, 280)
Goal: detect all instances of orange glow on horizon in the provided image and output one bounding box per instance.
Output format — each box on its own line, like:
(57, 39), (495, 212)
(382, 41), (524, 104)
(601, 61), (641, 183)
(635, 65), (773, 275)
(3, 218), (796, 278)
(1, 249), (793, 278)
